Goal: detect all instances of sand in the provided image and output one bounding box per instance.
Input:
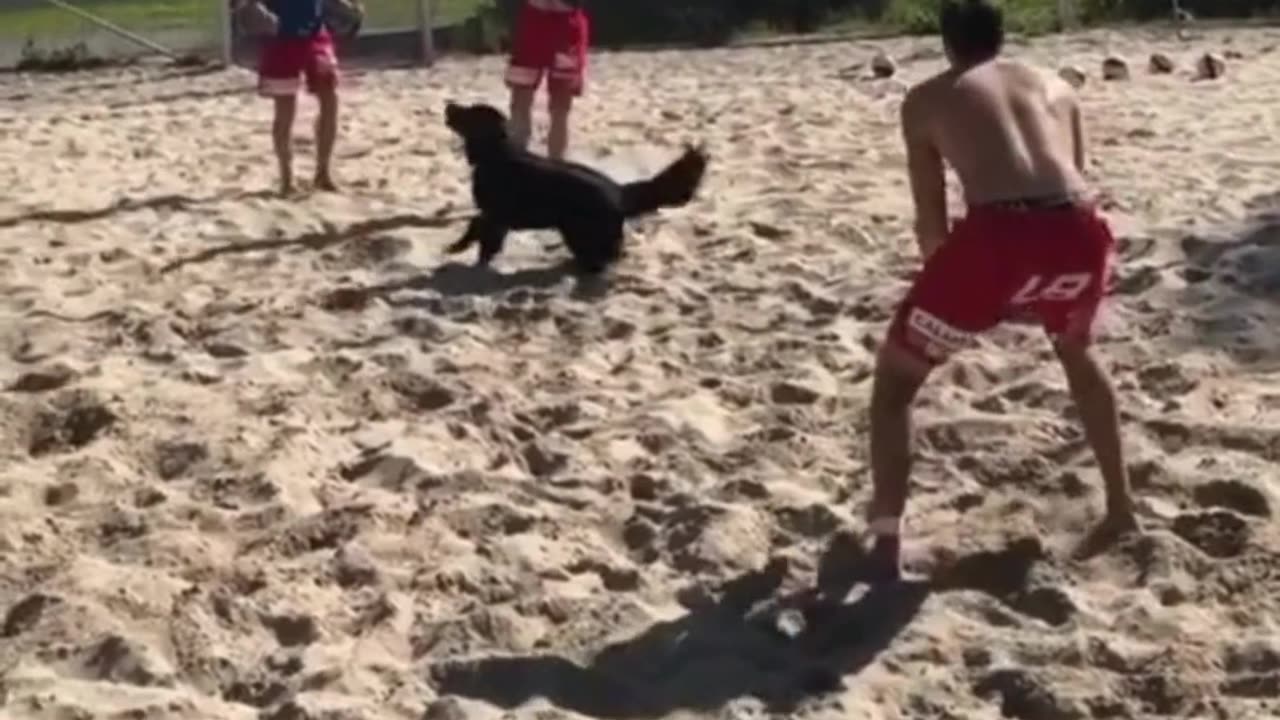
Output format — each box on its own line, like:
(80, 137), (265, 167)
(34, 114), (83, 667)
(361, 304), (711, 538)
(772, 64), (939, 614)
(2, 23), (1280, 720)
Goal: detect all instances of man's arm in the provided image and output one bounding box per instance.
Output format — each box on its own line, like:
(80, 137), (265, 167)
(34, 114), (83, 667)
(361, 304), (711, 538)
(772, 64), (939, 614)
(1069, 96), (1086, 174)
(900, 88), (948, 261)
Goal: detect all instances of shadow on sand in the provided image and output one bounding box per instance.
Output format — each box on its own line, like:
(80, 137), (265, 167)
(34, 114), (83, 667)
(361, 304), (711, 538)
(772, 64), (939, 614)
(428, 534), (932, 717)
(160, 207), (465, 275)
(320, 260), (612, 309)
(1175, 191), (1280, 367)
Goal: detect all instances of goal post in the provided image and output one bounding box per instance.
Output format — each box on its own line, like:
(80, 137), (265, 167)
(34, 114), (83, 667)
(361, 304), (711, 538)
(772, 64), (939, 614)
(417, 0), (435, 66)
(1056, 0), (1077, 29)
(219, 0), (234, 66)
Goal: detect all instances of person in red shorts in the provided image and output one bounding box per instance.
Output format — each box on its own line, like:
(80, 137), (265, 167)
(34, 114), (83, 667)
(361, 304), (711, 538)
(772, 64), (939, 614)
(235, 0), (353, 195)
(863, 0), (1141, 581)
(505, 0), (590, 160)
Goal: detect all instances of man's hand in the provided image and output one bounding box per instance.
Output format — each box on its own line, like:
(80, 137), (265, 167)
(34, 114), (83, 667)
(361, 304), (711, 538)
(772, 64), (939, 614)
(900, 87), (948, 262)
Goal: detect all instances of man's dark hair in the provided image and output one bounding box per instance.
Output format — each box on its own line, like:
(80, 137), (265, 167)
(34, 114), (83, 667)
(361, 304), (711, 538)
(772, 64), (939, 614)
(940, 0), (1004, 64)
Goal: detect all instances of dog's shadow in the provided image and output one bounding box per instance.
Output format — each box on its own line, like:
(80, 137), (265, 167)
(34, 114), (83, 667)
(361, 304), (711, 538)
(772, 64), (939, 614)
(326, 260), (611, 312)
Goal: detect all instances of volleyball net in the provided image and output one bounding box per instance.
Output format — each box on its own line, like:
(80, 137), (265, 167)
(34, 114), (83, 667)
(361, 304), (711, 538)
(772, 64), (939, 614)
(0, 0), (452, 71)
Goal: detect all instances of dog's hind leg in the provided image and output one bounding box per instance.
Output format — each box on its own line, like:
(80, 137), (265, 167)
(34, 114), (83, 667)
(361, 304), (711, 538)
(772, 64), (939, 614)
(476, 220), (510, 267)
(446, 216), (484, 255)
(565, 218), (623, 276)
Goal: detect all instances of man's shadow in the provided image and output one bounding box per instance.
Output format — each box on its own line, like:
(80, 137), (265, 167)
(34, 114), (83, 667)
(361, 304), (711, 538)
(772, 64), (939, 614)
(427, 534), (931, 717)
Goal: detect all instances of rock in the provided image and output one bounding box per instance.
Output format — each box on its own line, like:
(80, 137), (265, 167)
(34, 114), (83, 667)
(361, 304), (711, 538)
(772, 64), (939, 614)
(333, 543), (380, 588)
(1148, 52), (1175, 74)
(870, 51), (897, 78)
(1195, 52), (1225, 80)
(1058, 65), (1087, 88)
(1102, 56), (1130, 81)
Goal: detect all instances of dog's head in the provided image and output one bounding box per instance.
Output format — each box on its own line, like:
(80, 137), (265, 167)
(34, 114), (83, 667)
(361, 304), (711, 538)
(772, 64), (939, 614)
(445, 102), (509, 144)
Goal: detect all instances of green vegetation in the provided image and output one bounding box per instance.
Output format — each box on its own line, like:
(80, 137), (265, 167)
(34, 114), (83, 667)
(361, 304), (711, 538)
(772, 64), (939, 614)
(3, 0), (1278, 68)
(0, 0), (493, 40)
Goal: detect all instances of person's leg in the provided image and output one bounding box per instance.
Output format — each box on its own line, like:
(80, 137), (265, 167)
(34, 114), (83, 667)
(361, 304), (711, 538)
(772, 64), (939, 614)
(545, 9), (587, 161)
(314, 87), (338, 190)
(862, 214), (1004, 582)
(1054, 339), (1140, 557)
(1034, 208), (1140, 558)
(546, 89), (573, 161)
(258, 40), (304, 196)
(272, 96), (298, 196)
(504, 5), (545, 150)
(865, 340), (933, 581)
(306, 34), (340, 191)
(507, 85), (537, 150)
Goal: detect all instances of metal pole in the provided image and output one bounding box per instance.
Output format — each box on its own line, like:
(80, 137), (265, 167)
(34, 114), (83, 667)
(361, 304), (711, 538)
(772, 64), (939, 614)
(417, 0), (435, 66)
(1056, 0), (1075, 30)
(39, 0), (182, 60)
(219, 0), (234, 66)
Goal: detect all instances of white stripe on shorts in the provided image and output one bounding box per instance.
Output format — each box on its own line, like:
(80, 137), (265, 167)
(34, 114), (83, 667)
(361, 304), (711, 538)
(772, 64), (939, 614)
(505, 65), (542, 86)
(259, 76), (300, 96)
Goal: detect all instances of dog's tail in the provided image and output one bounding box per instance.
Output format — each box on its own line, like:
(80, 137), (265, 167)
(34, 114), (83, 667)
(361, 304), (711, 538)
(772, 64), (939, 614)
(620, 144), (709, 219)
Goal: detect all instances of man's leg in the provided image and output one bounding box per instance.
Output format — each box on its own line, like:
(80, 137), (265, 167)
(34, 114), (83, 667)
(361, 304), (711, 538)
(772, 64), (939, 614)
(259, 40), (304, 196)
(1054, 339), (1140, 558)
(272, 96), (298, 196)
(314, 86), (338, 191)
(507, 85), (537, 150)
(546, 88), (573, 161)
(306, 37), (340, 191)
(546, 12), (587, 161)
(866, 340), (933, 581)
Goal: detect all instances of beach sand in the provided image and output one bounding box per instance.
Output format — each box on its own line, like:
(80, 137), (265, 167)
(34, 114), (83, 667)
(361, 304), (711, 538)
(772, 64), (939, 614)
(2, 24), (1280, 720)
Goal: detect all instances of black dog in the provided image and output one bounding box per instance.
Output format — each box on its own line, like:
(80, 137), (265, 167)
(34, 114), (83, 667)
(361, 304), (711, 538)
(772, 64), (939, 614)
(443, 102), (709, 274)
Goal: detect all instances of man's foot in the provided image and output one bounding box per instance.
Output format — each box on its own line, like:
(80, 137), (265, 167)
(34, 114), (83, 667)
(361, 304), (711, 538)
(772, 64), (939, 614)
(863, 534), (902, 584)
(279, 171), (294, 198)
(1073, 507), (1142, 561)
(314, 172), (338, 193)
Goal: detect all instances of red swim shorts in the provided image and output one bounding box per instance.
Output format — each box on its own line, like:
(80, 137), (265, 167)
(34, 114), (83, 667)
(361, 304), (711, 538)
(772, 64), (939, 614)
(886, 202), (1116, 366)
(505, 3), (589, 96)
(258, 31), (339, 97)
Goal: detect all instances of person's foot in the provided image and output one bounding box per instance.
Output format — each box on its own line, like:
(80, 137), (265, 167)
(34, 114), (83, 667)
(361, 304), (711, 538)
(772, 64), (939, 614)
(863, 534), (902, 584)
(279, 172), (294, 198)
(314, 171), (338, 192)
(1073, 507), (1142, 560)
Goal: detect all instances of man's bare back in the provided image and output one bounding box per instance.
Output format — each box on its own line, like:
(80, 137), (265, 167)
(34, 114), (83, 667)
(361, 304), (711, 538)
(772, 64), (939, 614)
(908, 59), (1088, 206)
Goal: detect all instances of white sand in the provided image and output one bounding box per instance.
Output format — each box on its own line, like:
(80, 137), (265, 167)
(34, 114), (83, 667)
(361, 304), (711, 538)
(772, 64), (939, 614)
(2, 25), (1280, 720)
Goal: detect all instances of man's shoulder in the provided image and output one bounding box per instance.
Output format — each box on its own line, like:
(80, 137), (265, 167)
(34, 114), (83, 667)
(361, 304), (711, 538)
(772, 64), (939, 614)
(902, 72), (950, 118)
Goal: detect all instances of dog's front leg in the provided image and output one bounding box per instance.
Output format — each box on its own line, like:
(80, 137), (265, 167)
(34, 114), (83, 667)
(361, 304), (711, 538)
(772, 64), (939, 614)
(477, 221), (510, 267)
(446, 216), (485, 255)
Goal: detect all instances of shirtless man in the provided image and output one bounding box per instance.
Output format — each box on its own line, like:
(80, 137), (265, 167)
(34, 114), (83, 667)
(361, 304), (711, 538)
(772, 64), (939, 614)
(865, 0), (1140, 581)
(505, 0), (590, 160)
